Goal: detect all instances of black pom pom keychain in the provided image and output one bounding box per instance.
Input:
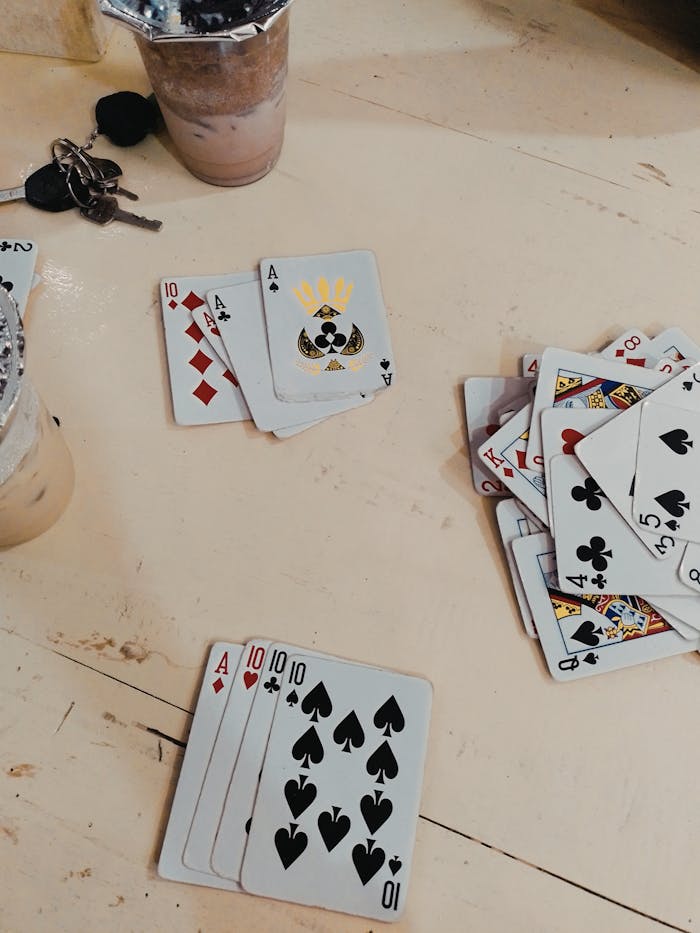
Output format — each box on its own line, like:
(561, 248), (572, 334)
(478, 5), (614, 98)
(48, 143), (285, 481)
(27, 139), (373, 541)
(94, 91), (159, 147)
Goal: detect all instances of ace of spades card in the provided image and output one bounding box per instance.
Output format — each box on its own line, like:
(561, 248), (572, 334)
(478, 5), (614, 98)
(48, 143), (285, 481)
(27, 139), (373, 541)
(260, 251), (395, 402)
(241, 655), (432, 921)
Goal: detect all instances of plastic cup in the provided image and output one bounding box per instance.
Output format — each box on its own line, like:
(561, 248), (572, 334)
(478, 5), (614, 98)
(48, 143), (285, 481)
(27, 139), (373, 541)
(0, 289), (74, 547)
(135, 9), (289, 186)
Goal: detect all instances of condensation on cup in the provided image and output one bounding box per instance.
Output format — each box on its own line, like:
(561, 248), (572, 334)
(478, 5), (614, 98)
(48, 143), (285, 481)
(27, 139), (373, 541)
(0, 288), (74, 547)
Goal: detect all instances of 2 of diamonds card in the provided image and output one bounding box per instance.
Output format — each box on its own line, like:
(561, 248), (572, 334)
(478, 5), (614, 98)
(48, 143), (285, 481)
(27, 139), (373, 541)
(259, 251), (395, 402)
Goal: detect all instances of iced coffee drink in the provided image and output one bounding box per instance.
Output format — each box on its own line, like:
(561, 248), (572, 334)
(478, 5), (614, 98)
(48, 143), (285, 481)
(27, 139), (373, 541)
(135, 9), (289, 185)
(0, 289), (74, 547)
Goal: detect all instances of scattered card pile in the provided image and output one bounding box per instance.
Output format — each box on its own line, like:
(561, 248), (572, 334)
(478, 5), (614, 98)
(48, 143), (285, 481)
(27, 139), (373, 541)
(159, 640), (432, 922)
(159, 251), (395, 438)
(465, 327), (700, 680)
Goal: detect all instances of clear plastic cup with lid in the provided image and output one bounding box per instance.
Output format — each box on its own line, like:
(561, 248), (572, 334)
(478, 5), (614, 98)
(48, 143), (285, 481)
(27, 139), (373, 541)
(0, 288), (74, 547)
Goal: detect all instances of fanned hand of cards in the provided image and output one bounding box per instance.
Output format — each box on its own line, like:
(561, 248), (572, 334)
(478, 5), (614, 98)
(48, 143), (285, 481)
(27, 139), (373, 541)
(159, 641), (432, 922)
(159, 251), (395, 438)
(465, 327), (700, 681)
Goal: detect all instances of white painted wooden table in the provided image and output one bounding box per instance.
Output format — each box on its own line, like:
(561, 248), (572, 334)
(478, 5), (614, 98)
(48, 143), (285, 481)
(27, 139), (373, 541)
(2, 2), (700, 930)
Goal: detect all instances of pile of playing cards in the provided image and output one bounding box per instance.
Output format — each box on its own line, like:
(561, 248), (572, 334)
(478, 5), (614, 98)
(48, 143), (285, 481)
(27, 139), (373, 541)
(466, 327), (700, 681)
(159, 250), (395, 437)
(159, 640), (432, 921)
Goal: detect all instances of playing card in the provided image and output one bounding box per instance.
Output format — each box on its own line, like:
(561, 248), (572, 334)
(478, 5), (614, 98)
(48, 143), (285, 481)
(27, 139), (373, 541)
(495, 498), (543, 637)
(599, 328), (656, 368)
(189, 303), (235, 370)
(549, 455), (691, 596)
(647, 327), (700, 364)
(654, 357), (687, 377)
(183, 639), (270, 875)
(259, 251), (394, 402)
(477, 403), (548, 526)
(576, 364), (700, 559)
(208, 281), (373, 433)
(240, 655), (432, 921)
(680, 542), (700, 593)
(525, 348), (664, 470)
(464, 377), (532, 496)
(540, 408), (616, 531)
(645, 597), (700, 639)
(160, 275), (253, 426)
(633, 401), (700, 544)
(211, 643), (334, 882)
(158, 642), (243, 890)
(513, 533), (698, 680)
(521, 353), (540, 378)
(0, 239), (37, 319)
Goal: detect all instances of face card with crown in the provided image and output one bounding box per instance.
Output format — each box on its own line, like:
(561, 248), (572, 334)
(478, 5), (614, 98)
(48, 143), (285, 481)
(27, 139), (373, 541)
(259, 251), (395, 402)
(160, 275), (255, 426)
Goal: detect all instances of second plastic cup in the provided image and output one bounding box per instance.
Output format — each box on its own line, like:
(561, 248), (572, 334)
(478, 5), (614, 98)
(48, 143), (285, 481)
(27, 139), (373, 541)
(135, 10), (290, 186)
(0, 289), (74, 548)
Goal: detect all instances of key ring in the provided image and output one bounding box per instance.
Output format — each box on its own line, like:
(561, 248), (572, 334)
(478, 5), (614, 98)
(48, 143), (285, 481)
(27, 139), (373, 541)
(64, 163), (100, 212)
(51, 138), (101, 184)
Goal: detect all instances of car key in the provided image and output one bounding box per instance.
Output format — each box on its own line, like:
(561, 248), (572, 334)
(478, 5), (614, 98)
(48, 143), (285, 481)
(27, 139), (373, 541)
(0, 162), (90, 212)
(80, 193), (162, 231)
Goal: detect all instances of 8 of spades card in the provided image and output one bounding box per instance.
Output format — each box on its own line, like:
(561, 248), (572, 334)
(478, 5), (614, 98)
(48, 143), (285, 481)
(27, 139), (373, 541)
(240, 655), (432, 921)
(259, 250), (395, 402)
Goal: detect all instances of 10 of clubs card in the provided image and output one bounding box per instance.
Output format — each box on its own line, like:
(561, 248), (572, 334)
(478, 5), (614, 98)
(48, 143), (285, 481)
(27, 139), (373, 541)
(241, 655), (432, 921)
(259, 251), (395, 402)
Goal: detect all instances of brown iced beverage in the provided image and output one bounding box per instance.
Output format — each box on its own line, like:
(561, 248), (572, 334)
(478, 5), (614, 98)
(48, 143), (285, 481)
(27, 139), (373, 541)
(0, 290), (74, 548)
(135, 10), (289, 186)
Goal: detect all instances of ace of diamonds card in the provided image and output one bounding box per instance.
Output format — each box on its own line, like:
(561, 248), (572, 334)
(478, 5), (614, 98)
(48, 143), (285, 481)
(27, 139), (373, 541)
(260, 251), (395, 402)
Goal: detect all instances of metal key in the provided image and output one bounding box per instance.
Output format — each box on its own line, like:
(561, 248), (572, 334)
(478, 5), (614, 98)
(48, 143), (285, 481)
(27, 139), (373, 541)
(52, 139), (138, 202)
(80, 194), (162, 232)
(0, 162), (90, 212)
(85, 156), (139, 201)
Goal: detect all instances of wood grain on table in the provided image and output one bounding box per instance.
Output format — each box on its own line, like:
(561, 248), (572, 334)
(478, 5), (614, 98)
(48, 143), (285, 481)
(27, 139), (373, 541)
(2, 1), (700, 930)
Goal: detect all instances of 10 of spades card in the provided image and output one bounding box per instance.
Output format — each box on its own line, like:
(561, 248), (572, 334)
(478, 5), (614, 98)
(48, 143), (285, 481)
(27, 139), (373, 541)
(259, 251), (395, 402)
(241, 655), (432, 921)
(159, 640), (432, 923)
